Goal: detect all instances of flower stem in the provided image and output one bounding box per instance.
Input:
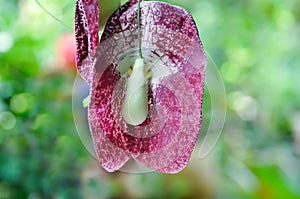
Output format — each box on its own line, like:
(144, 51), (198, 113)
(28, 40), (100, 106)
(138, 0), (143, 59)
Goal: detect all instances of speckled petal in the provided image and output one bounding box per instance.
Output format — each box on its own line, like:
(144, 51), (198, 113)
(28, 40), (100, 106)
(89, 85), (131, 171)
(158, 149), (194, 174)
(100, 0), (143, 42)
(133, 68), (203, 172)
(89, 1), (206, 173)
(75, 0), (99, 83)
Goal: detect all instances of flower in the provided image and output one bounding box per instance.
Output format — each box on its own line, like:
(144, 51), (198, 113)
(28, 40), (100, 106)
(75, 0), (99, 84)
(75, 0), (206, 173)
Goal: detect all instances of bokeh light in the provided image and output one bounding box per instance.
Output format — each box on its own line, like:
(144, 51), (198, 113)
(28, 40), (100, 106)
(0, 111), (16, 130)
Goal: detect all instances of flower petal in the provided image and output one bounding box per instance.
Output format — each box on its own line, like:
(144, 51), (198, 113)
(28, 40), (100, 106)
(100, 0), (143, 42)
(133, 68), (203, 172)
(89, 1), (206, 173)
(75, 0), (99, 83)
(157, 148), (195, 174)
(89, 96), (131, 172)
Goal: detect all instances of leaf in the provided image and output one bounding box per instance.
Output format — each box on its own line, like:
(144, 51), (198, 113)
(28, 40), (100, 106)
(99, 0), (121, 27)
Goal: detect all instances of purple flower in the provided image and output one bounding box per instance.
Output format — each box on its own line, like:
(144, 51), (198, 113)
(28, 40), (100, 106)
(75, 0), (206, 173)
(75, 0), (99, 84)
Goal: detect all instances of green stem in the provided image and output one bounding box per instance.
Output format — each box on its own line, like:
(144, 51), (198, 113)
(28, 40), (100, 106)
(138, 0), (143, 59)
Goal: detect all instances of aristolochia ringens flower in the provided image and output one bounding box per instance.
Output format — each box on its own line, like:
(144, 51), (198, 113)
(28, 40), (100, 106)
(75, 0), (206, 173)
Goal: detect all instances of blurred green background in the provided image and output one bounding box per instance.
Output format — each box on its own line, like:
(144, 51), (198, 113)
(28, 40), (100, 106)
(1, 0), (300, 198)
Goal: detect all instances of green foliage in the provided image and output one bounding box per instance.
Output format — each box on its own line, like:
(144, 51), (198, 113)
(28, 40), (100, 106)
(99, 0), (121, 27)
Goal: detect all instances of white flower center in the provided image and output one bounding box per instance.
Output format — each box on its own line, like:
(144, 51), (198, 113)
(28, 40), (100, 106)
(121, 58), (149, 126)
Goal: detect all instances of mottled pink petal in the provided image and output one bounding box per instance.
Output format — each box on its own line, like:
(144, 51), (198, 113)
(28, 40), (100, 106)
(158, 149), (194, 174)
(89, 1), (206, 173)
(89, 88), (131, 171)
(133, 70), (203, 171)
(155, 61), (205, 173)
(75, 0), (99, 83)
(100, 0), (143, 42)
